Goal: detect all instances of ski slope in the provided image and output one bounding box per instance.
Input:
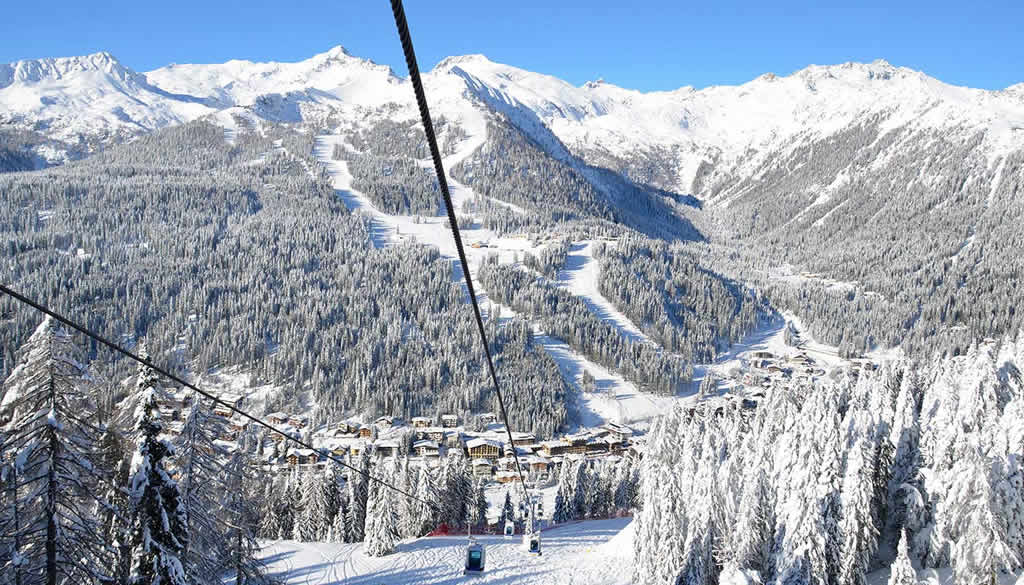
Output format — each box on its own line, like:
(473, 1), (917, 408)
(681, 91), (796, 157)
(556, 241), (651, 345)
(259, 518), (635, 585)
(313, 135), (676, 431)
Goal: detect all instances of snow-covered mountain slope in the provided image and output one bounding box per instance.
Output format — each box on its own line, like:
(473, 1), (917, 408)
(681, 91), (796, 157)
(4, 46), (1021, 187)
(429, 56), (1024, 193)
(0, 52), (212, 161)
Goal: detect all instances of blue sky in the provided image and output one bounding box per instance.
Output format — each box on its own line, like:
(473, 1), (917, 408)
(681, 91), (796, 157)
(2, 0), (1022, 91)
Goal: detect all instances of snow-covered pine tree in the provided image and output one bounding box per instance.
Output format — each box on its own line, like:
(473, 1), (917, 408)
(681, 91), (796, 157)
(839, 433), (881, 585)
(346, 448), (370, 541)
(572, 461), (589, 520)
(363, 461), (400, 556)
(500, 490), (514, 526)
(0, 317), (114, 585)
(397, 457), (418, 538)
(413, 465), (437, 536)
(446, 449), (473, 529)
(473, 480), (488, 528)
(220, 448), (264, 585)
(127, 382), (188, 585)
(888, 529), (917, 585)
(297, 467), (331, 541)
(550, 488), (566, 525)
(698, 373), (717, 400)
(95, 425), (131, 543)
(950, 445), (1019, 585)
(175, 393), (229, 584)
(322, 463), (342, 536)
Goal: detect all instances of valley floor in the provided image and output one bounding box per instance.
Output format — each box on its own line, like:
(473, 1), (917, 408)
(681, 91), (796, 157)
(259, 517), (635, 585)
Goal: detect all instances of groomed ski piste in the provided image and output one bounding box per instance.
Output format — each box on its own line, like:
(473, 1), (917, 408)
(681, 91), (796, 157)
(259, 517), (635, 585)
(312, 128), (680, 432)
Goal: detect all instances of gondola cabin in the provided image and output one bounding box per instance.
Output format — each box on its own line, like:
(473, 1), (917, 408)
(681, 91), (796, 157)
(464, 540), (485, 574)
(524, 532), (542, 555)
(503, 519), (515, 536)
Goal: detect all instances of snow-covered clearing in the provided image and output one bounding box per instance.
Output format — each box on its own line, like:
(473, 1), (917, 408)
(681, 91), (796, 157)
(556, 241), (651, 345)
(532, 331), (670, 430)
(260, 517), (634, 585)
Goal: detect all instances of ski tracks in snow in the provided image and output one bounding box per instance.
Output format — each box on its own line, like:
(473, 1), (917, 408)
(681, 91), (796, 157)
(260, 518), (635, 585)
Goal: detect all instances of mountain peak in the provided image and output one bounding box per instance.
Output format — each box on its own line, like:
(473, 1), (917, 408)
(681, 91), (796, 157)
(319, 45), (351, 60)
(0, 51), (137, 89)
(434, 54), (494, 72)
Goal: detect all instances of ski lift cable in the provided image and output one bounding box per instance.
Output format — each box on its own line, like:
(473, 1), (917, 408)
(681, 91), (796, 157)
(389, 0), (532, 505)
(0, 283), (438, 512)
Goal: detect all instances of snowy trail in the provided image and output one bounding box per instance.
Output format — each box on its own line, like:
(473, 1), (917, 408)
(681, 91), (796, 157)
(313, 134), (675, 430)
(260, 518), (635, 585)
(556, 241), (651, 345)
(532, 331), (670, 429)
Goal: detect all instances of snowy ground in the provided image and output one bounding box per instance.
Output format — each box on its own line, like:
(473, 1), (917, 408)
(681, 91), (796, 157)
(555, 241), (651, 345)
(259, 517), (635, 585)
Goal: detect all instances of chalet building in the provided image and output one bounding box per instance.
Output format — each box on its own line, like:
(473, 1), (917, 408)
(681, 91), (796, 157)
(585, 439), (610, 455)
(348, 442), (366, 458)
(510, 432), (536, 446)
(466, 438), (501, 459)
(497, 457), (518, 472)
(411, 416), (432, 429)
(342, 420), (364, 434)
(287, 448), (318, 466)
(330, 445), (349, 458)
(374, 439), (400, 458)
(751, 351), (774, 360)
(358, 425), (373, 438)
(271, 425), (299, 444)
(445, 432), (463, 449)
(214, 392), (244, 418)
(441, 414), (459, 428)
(538, 440), (570, 458)
(495, 471), (518, 484)
(471, 458), (494, 478)
(374, 416), (394, 430)
(289, 415), (309, 429)
(425, 427), (448, 442)
(527, 455), (551, 475)
(414, 440), (440, 458)
(565, 435), (590, 455)
(267, 412), (289, 426)
(479, 412), (498, 425)
(603, 423), (634, 443)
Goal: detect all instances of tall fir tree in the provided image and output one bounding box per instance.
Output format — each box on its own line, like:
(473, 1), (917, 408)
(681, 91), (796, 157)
(0, 317), (114, 585)
(888, 530), (917, 585)
(363, 461), (400, 556)
(127, 382), (188, 585)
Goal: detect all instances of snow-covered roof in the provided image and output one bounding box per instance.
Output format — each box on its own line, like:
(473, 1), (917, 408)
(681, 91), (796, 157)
(413, 440), (439, 449)
(540, 440), (570, 448)
(287, 448), (317, 457)
(471, 458), (493, 467)
(466, 438), (500, 449)
(374, 439), (400, 449)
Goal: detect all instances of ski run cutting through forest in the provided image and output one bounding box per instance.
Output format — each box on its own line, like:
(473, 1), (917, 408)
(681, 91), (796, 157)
(312, 130), (683, 431)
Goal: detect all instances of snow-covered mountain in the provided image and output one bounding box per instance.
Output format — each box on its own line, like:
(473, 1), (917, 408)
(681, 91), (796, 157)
(3, 46), (1021, 184)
